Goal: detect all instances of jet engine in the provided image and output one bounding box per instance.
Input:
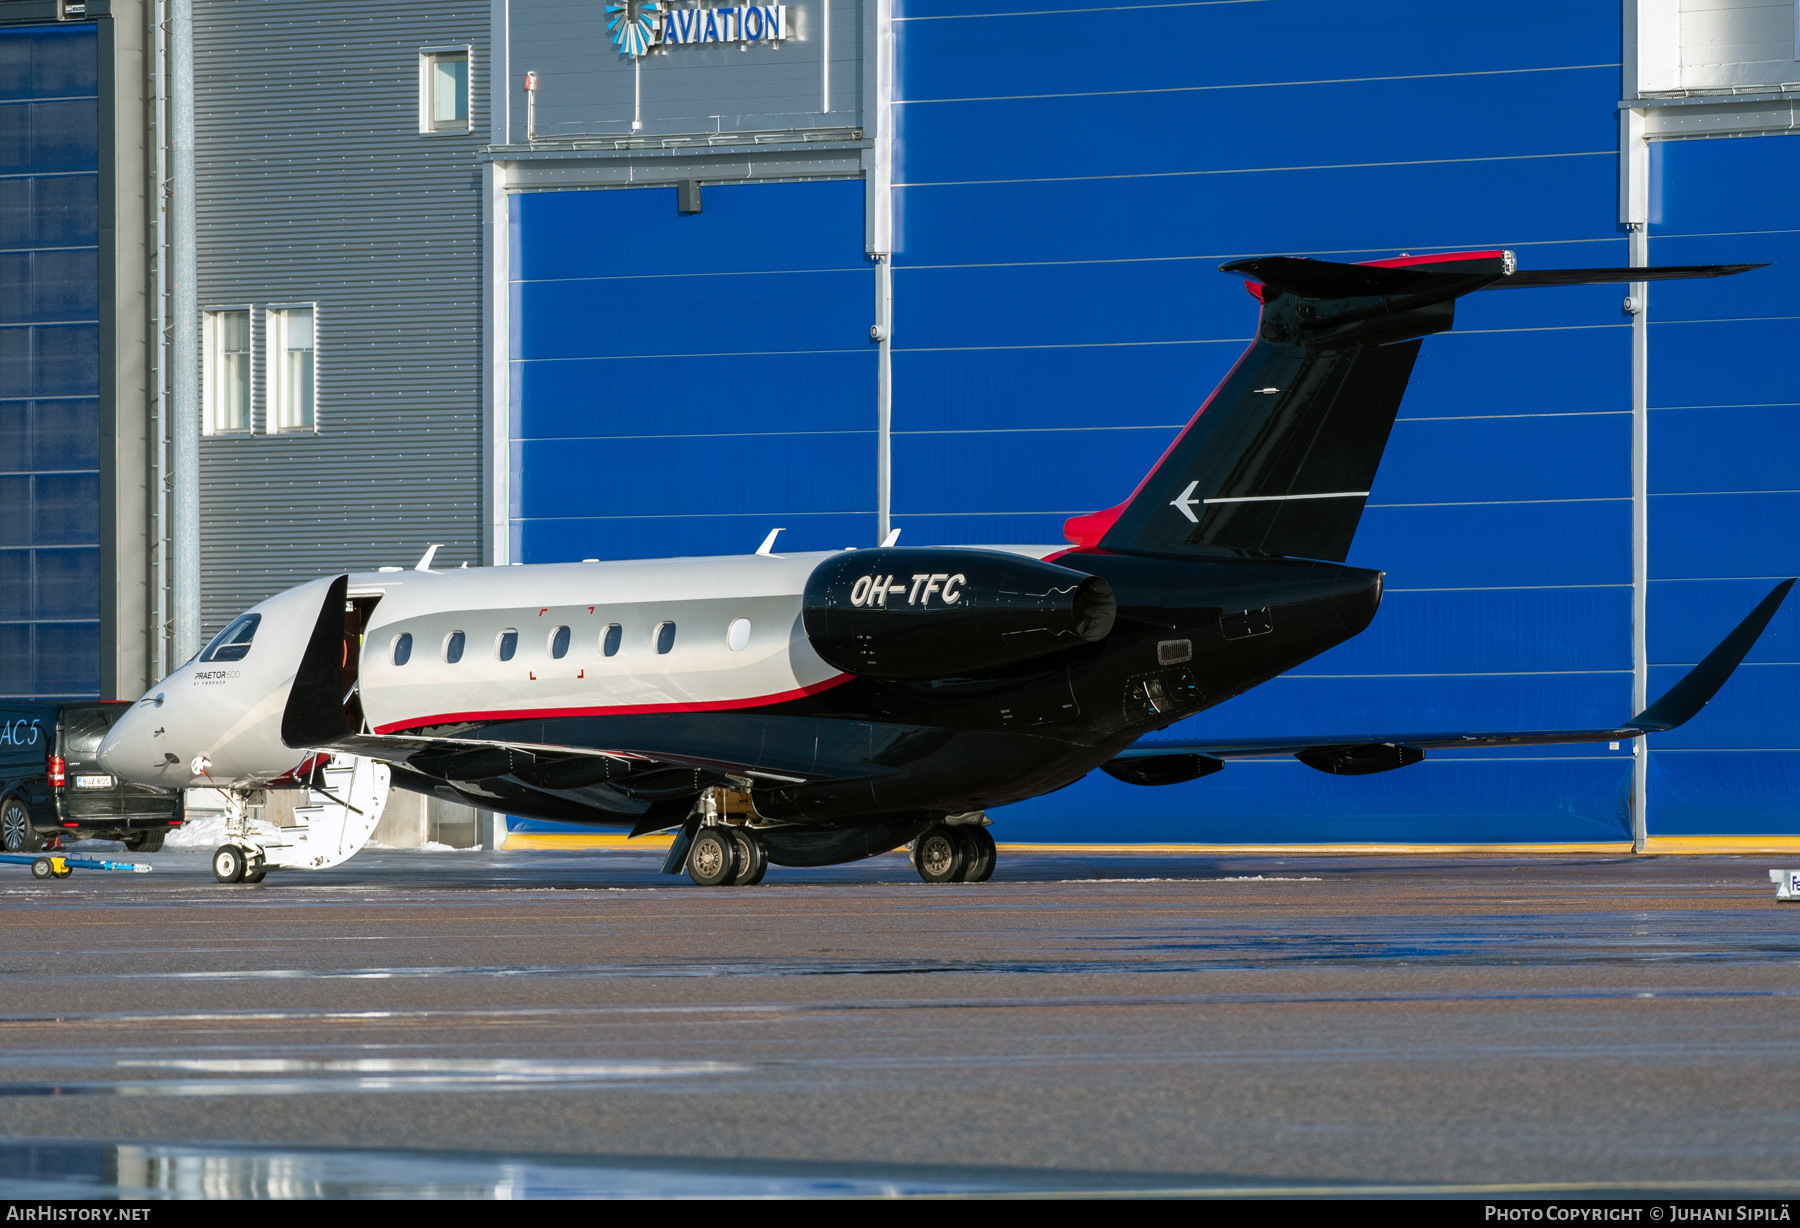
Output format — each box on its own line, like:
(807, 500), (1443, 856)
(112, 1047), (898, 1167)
(802, 547), (1116, 680)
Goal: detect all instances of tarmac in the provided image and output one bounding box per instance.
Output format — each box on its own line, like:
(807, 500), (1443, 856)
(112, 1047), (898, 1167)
(2, 845), (1800, 1198)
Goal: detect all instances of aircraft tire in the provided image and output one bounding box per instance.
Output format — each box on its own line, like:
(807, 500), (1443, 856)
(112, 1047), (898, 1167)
(242, 859), (268, 884)
(687, 828), (740, 887)
(913, 826), (966, 884)
(731, 829), (768, 886)
(212, 844), (246, 884)
(958, 827), (997, 883)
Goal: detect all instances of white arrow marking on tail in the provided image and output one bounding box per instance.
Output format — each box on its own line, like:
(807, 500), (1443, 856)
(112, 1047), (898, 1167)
(1170, 481), (1202, 523)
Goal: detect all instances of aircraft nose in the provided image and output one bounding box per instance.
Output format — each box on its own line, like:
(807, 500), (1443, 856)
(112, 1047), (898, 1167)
(98, 694), (175, 785)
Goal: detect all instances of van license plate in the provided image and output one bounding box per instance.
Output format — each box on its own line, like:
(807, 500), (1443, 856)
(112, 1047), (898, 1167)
(75, 775), (114, 789)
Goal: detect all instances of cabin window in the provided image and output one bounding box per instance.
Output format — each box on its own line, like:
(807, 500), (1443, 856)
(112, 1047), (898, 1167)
(200, 613), (261, 663)
(727, 618), (751, 651)
(654, 621), (677, 655)
(550, 625), (571, 659)
(392, 633), (413, 666)
(497, 629), (518, 661)
(601, 624), (622, 657)
(444, 631), (465, 663)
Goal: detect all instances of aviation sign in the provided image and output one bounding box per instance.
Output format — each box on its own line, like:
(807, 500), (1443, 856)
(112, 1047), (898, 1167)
(608, 0), (789, 56)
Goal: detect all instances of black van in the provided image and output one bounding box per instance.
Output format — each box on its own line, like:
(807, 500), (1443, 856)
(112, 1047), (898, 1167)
(0, 700), (184, 853)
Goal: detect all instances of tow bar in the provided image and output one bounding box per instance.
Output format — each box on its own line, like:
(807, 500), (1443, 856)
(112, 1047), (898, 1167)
(0, 853), (153, 880)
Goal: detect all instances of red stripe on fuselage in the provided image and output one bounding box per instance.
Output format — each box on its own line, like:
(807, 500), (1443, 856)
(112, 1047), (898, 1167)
(371, 673), (857, 735)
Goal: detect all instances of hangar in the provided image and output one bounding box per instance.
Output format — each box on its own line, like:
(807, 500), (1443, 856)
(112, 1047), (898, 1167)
(2, 0), (1795, 848)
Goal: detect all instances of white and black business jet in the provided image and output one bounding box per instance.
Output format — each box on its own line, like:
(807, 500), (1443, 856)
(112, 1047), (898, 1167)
(100, 249), (1786, 886)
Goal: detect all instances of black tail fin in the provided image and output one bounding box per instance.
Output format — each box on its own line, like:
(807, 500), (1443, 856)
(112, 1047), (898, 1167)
(1066, 251), (1762, 562)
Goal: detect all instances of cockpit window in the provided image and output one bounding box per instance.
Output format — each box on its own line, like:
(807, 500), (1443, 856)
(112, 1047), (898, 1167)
(200, 613), (262, 662)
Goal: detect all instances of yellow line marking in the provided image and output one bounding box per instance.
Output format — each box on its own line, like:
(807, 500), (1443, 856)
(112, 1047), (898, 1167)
(1642, 835), (1800, 854)
(499, 833), (674, 851)
(497, 835), (1800, 856)
(995, 842), (1637, 854)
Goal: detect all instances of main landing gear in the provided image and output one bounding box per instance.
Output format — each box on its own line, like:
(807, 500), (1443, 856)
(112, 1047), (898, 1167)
(686, 826), (768, 887)
(913, 822), (996, 884)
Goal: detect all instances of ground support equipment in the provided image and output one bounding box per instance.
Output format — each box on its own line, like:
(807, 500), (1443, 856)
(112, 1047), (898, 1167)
(2, 852), (153, 880)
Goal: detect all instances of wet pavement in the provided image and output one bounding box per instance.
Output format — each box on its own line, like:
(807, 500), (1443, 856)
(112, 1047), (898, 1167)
(2, 847), (1799, 1197)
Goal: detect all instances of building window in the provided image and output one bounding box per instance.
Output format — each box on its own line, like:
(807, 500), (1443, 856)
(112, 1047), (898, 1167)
(420, 47), (471, 133)
(203, 309), (252, 434)
(269, 306), (316, 431)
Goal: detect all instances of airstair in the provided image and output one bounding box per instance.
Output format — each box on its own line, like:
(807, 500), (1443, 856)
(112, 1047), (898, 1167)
(210, 754), (390, 883)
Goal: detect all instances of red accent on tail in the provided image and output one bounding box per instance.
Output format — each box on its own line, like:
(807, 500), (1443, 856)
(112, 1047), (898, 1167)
(1361, 249), (1509, 269)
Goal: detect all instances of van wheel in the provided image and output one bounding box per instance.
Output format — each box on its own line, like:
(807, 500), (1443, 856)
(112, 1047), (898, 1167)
(123, 830), (164, 853)
(1, 799), (42, 853)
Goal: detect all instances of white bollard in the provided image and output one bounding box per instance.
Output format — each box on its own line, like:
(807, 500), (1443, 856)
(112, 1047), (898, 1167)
(1770, 869), (1800, 901)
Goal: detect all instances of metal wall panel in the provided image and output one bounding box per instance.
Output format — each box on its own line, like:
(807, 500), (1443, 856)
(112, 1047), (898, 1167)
(193, 1), (489, 635)
(892, 0), (1644, 842)
(509, 179), (875, 565)
(0, 21), (99, 698)
(1644, 134), (1800, 831)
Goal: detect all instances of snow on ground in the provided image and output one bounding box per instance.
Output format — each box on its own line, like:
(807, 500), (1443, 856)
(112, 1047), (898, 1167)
(165, 813), (229, 849)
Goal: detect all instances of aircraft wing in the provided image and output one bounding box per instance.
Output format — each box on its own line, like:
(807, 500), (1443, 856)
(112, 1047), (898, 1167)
(322, 732), (852, 787)
(1111, 579), (1792, 774)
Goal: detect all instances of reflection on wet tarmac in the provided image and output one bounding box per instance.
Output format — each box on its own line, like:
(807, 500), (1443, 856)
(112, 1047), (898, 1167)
(0, 1139), (1037, 1198)
(6, 1140), (1800, 1200)
(0, 1057), (743, 1099)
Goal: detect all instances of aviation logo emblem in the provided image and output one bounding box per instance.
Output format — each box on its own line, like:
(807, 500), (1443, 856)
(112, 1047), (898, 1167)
(607, 0), (665, 56)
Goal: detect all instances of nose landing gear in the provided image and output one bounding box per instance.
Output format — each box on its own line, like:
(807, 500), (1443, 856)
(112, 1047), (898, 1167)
(204, 756), (390, 885)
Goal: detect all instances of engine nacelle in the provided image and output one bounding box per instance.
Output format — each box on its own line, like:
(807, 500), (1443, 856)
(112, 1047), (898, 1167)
(803, 547), (1117, 680)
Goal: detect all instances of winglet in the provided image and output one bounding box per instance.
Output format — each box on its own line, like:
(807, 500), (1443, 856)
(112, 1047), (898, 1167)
(756, 528), (785, 555)
(414, 544), (441, 572)
(1628, 579), (1794, 733)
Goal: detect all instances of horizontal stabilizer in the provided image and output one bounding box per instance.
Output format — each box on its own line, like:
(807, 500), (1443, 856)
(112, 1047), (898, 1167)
(1485, 264), (1767, 290)
(1114, 580), (1793, 764)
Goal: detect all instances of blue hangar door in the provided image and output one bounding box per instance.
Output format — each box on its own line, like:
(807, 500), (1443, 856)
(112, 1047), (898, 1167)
(509, 179), (877, 565)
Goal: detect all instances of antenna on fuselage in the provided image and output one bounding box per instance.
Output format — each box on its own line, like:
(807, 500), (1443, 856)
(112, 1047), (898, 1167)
(756, 528), (785, 555)
(413, 544), (442, 572)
